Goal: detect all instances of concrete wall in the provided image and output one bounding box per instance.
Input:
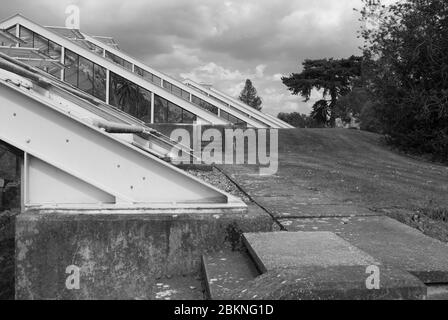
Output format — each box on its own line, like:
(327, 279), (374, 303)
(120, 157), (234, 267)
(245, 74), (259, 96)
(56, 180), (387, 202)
(0, 211), (16, 300)
(15, 205), (272, 300)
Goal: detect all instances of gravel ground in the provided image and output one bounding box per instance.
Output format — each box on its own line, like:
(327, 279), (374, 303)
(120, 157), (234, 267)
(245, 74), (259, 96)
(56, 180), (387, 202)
(186, 168), (251, 203)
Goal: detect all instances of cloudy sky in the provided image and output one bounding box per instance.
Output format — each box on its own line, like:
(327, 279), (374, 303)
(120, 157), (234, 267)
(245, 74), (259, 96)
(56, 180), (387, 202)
(1, 0), (372, 116)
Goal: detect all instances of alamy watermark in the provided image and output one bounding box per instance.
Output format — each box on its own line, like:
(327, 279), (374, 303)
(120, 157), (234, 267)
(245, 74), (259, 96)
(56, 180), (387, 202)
(65, 265), (80, 290)
(169, 127), (279, 176)
(65, 4), (80, 29)
(366, 265), (380, 290)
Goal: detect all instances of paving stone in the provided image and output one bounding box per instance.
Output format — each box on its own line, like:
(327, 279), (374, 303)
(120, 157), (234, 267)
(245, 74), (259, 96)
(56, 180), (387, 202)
(280, 216), (448, 283)
(238, 231), (426, 300)
(244, 232), (379, 273)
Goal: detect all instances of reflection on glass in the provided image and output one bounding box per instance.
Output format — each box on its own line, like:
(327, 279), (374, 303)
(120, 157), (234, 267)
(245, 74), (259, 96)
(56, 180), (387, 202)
(133, 66), (163, 87)
(220, 110), (246, 126)
(168, 103), (182, 123)
(134, 65), (144, 77)
(17, 26), (63, 77)
(48, 41), (61, 60)
(192, 95), (218, 114)
(171, 85), (182, 97)
(154, 95), (168, 123)
(19, 26), (33, 48)
(93, 64), (106, 101)
(154, 94), (196, 124)
(181, 90), (190, 101)
(138, 87), (152, 123)
(182, 109), (196, 123)
(33, 33), (49, 53)
(163, 81), (172, 91)
(78, 56), (94, 95)
(105, 51), (132, 71)
(162, 80), (190, 101)
(1, 26), (17, 46)
(64, 49), (106, 101)
(64, 49), (79, 87)
(109, 72), (152, 122)
(152, 75), (161, 86)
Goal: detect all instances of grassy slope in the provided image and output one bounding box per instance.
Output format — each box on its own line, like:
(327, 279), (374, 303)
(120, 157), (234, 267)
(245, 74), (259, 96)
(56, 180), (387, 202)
(278, 129), (448, 241)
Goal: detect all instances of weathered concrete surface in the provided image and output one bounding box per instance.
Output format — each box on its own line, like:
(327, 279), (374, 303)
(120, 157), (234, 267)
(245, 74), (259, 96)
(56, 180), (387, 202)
(15, 204), (272, 300)
(230, 266), (427, 300)
(202, 250), (259, 300)
(427, 285), (448, 300)
(279, 216), (448, 283)
(244, 232), (378, 273)
(0, 211), (16, 300)
(151, 276), (204, 300)
(238, 231), (426, 300)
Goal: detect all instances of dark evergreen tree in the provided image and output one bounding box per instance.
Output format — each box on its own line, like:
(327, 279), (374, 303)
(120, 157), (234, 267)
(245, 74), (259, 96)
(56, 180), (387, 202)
(277, 112), (318, 128)
(239, 79), (262, 111)
(282, 56), (362, 127)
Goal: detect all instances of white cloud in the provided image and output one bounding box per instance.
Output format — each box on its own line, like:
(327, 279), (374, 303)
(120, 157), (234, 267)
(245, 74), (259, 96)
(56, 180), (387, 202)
(0, 0), (376, 117)
(255, 64), (266, 78)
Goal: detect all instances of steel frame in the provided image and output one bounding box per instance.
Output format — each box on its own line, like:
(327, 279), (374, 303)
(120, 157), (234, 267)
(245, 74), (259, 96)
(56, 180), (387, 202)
(0, 73), (246, 210)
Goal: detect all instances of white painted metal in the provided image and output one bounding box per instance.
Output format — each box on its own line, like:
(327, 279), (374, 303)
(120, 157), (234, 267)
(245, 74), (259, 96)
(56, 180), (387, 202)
(0, 52), (195, 160)
(0, 76), (246, 209)
(27, 155), (115, 205)
(60, 46), (65, 80)
(105, 68), (110, 104)
(150, 91), (155, 124)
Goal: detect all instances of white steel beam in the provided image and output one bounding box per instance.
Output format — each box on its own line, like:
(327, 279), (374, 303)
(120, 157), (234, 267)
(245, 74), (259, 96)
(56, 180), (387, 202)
(0, 79), (245, 208)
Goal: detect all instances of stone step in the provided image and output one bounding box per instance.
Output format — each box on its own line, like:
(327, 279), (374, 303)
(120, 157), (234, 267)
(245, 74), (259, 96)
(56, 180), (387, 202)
(279, 216), (448, 284)
(202, 250), (260, 300)
(239, 231), (427, 300)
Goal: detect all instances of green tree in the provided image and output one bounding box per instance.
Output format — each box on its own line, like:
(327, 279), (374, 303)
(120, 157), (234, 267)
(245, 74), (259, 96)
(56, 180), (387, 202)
(359, 0), (448, 161)
(282, 56), (362, 127)
(277, 112), (318, 128)
(239, 79), (262, 111)
(334, 86), (370, 124)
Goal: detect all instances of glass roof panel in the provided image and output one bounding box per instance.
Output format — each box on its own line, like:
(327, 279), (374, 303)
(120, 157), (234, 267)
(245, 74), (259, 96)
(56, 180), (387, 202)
(46, 26), (85, 40)
(92, 36), (120, 50)
(0, 29), (26, 46)
(0, 47), (64, 69)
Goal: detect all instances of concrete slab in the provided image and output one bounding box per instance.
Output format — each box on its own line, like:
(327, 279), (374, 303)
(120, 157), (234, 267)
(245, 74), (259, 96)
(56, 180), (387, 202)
(202, 251), (259, 300)
(244, 232), (378, 273)
(239, 231), (426, 300)
(15, 204), (272, 300)
(230, 266), (427, 300)
(280, 216), (448, 283)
